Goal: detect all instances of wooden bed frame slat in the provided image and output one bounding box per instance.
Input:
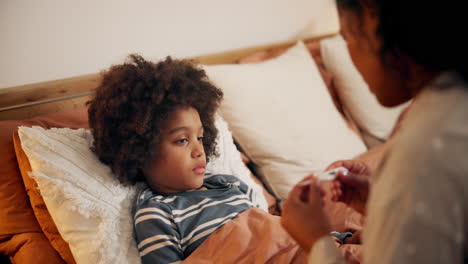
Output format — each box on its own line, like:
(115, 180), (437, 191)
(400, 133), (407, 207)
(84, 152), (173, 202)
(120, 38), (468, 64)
(0, 74), (100, 110)
(0, 34), (337, 121)
(0, 96), (92, 121)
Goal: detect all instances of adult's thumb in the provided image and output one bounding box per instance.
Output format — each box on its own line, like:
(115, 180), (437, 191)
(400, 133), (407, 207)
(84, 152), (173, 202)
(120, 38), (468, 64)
(307, 179), (322, 203)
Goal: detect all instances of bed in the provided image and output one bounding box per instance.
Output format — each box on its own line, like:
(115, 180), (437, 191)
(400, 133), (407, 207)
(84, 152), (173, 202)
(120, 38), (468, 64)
(0, 32), (409, 264)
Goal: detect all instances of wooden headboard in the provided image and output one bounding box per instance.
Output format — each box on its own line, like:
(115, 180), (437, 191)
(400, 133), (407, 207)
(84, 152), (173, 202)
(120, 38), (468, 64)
(0, 34), (336, 121)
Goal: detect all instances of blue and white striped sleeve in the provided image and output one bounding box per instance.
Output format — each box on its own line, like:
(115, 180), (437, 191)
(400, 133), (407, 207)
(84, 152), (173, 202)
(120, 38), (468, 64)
(134, 200), (183, 264)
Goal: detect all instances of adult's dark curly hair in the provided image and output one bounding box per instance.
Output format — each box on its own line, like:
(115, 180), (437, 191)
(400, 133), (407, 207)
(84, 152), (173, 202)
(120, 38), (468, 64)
(87, 55), (223, 185)
(336, 0), (468, 83)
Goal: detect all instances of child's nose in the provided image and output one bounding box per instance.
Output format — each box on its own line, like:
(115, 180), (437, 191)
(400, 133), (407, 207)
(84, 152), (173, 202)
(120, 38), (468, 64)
(192, 142), (204, 158)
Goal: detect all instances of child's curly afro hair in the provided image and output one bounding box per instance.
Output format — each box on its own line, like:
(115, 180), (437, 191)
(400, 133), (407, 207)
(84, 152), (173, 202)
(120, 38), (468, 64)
(87, 54), (223, 185)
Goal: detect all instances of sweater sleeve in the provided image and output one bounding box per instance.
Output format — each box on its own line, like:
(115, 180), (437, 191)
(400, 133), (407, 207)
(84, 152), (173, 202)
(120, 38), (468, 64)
(308, 144), (467, 264)
(308, 236), (346, 264)
(134, 198), (183, 264)
(314, 75), (468, 263)
(361, 130), (467, 263)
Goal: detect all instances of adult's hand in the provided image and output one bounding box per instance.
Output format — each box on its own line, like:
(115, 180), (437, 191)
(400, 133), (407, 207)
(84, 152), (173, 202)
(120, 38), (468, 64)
(326, 160), (370, 215)
(281, 176), (330, 252)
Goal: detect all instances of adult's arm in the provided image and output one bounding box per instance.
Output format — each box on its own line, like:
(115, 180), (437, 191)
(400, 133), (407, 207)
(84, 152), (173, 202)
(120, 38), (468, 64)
(309, 113), (465, 264)
(360, 131), (465, 263)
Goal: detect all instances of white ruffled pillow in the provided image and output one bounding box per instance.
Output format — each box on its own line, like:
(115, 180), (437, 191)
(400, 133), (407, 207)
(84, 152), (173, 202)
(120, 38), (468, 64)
(18, 115), (267, 264)
(18, 126), (141, 264)
(203, 41), (367, 200)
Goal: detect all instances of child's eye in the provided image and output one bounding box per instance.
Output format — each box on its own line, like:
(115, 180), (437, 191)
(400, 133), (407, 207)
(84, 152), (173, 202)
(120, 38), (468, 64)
(197, 136), (204, 142)
(175, 138), (188, 144)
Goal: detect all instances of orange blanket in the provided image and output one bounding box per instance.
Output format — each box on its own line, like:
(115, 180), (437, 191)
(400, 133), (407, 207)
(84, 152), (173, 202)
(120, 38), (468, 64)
(184, 208), (308, 264)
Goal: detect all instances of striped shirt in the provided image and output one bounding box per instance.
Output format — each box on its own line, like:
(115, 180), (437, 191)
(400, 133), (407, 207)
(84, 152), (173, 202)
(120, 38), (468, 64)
(134, 174), (257, 264)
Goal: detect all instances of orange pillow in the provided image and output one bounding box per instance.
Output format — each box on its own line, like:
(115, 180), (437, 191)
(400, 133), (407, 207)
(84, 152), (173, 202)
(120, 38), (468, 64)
(13, 132), (76, 264)
(0, 232), (64, 264)
(0, 106), (88, 263)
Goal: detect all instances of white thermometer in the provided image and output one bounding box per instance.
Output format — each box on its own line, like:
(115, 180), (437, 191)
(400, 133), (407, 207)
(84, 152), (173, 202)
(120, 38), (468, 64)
(299, 166), (348, 186)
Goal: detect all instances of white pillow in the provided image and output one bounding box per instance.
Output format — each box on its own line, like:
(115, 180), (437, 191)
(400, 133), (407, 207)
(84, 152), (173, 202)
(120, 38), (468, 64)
(203, 41), (367, 200)
(320, 34), (410, 145)
(18, 116), (267, 264)
(18, 126), (141, 264)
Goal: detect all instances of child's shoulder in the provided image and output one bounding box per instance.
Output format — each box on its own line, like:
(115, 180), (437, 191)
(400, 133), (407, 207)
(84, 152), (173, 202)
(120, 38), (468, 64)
(136, 188), (176, 208)
(137, 187), (154, 201)
(134, 188), (177, 220)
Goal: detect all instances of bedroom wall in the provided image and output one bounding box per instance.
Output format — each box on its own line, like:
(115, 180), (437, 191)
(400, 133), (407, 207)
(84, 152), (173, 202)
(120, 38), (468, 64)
(0, 0), (339, 89)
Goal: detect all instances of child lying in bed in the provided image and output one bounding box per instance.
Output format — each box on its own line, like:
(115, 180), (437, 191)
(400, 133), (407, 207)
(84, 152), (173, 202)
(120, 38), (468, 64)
(87, 55), (262, 264)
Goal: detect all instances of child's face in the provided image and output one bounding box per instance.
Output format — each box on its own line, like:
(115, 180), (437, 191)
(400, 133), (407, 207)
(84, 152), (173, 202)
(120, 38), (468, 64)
(144, 106), (206, 193)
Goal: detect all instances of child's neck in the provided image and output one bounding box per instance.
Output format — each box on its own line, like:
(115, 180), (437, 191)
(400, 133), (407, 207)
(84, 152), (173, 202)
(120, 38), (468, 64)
(188, 186), (208, 192)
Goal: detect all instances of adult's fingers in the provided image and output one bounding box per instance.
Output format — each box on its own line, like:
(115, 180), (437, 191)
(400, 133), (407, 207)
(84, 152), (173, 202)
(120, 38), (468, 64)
(325, 160), (368, 176)
(298, 175), (314, 185)
(330, 184), (343, 202)
(288, 181), (307, 204)
(325, 160), (347, 171)
(336, 173), (367, 187)
(307, 178), (322, 204)
(345, 161), (368, 175)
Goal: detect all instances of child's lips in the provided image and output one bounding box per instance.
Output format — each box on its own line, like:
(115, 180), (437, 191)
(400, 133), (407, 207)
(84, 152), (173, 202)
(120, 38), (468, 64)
(193, 166), (205, 175)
